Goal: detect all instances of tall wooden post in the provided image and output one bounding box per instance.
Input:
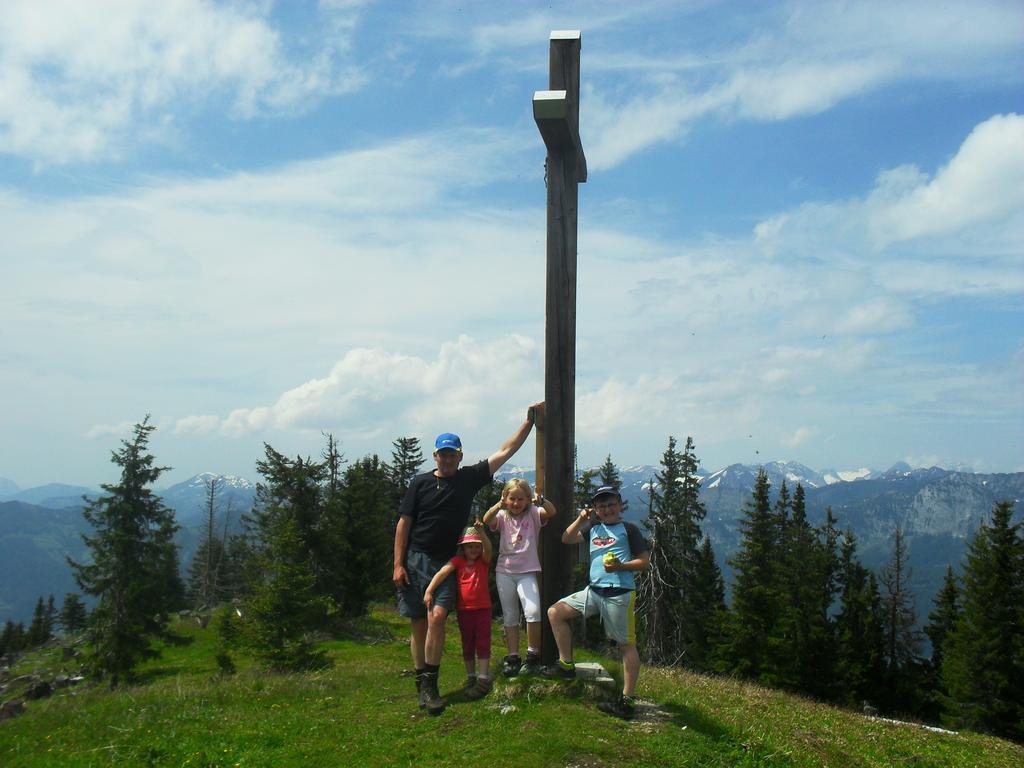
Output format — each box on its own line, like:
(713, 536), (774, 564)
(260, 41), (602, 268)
(534, 30), (587, 666)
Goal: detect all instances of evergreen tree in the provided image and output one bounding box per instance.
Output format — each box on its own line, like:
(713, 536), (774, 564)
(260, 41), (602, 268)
(761, 480), (792, 686)
(638, 436), (710, 667)
(187, 477), (234, 610)
(942, 501), (1024, 740)
(387, 436), (423, 521)
(597, 454), (627, 511)
(26, 596), (49, 647)
(924, 565), (960, 673)
(1, 621), (26, 656)
(878, 526), (924, 712)
(921, 565), (961, 721)
(772, 488), (840, 697)
(336, 455), (394, 614)
(689, 535), (728, 671)
(249, 443), (334, 602)
(68, 417), (182, 686)
(834, 530), (885, 709)
(725, 468), (778, 681)
(44, 594), (57, 640)
(246, 513), (331, 670)
(59, 593), (88, 635)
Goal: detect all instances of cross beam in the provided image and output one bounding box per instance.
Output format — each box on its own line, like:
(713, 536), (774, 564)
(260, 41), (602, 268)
(534, 30), (586, 666)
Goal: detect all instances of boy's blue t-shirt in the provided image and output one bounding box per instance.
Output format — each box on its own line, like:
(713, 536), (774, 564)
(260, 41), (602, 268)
(586, 520), (649, 591)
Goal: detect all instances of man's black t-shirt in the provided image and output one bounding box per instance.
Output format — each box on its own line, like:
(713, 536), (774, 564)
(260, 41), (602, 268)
(399, 459), (492, 560)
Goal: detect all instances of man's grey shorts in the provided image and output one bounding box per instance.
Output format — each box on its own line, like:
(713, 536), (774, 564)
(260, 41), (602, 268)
(397, 550), (456, 619)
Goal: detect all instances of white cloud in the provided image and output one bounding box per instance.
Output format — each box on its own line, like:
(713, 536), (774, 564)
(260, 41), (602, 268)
(180, 335), (541, 439)
(577, 375), (677, 438)
(85, 420), (135, 439)
(0, 0), (366, 164)
(723, 58), (896, 121)
(835, 298), (914, 336)
(748, 114), (1024, 299)
(784, 427), (813, 448)
(867, 113), (1024, 246)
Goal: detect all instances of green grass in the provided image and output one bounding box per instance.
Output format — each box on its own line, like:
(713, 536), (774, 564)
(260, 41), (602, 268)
(2, 606), (1021, 767)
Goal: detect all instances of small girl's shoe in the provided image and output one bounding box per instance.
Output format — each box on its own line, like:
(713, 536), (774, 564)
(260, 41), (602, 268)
(465, 676), (492, 700)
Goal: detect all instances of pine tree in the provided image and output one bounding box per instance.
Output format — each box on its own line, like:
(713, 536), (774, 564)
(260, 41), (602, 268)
(27, 596), (49, 647)
(942, 501), (1024, 740)
(772, 488), (840, 697)
(1, 621), (26, 656)
(834, 530), (885, 709)
(59, 593), (88, 635)
(725, 468), (778, 681)
(924, 566), (960, 673)
(67, 417), (182, 686)
(638, 436), (710, 667)
(187, 477), (234, 610)
(878, 525), (924, 712)
(246, 513), (331, 670)
(387, 436), (423, 522)
(597, 454), (627, 511)
(761, 480), (792, 686)
(44, 595), (57, 640)
(336, 455), (394, 614)
(690, 535), (728, 671)
(921, 565), (961, 721)
(249, 443), (333, 601)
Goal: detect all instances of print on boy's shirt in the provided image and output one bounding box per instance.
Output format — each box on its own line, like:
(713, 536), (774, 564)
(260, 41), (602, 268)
(592, 534), (616, 548)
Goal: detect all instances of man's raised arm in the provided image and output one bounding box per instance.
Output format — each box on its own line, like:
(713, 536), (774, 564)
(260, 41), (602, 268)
(487, 402), (543, 476)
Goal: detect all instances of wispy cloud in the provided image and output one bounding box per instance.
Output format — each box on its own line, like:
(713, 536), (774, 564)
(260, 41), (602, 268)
(174, 335), (541, 444)
(0, 0), (366, 164)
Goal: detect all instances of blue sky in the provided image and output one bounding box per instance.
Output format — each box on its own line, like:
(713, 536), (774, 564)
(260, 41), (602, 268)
(1, 0), (1022, 488)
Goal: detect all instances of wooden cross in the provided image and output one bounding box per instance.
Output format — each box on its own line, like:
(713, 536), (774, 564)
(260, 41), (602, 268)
(533, 30), (586, 666)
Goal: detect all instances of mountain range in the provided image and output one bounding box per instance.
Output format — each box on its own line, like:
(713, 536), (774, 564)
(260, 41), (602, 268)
(2, 462), (1021, 632)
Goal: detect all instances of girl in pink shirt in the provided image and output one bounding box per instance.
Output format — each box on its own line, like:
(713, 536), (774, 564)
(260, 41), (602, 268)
(482, 478), (556, 676)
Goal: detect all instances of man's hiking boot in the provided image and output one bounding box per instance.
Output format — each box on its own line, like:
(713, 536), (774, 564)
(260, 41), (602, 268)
(522, 651), (541, 675)
(540, 659), (576, 680)
(598, 693), (637, 720)
(421, 672), (446, 715)
(501, 654), (522, 677)
(415, 671), (427, 710)
(464, 676), (492, 700)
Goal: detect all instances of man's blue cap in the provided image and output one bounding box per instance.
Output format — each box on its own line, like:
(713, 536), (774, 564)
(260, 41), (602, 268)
(434, 433), (463, 452)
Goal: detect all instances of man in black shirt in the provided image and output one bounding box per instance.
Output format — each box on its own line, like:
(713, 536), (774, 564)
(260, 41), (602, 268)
(393, 403), (539, 714)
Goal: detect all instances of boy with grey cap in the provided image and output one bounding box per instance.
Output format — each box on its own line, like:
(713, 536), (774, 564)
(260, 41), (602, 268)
(543, 485), (651, 719)
(393, 403), (540, 714)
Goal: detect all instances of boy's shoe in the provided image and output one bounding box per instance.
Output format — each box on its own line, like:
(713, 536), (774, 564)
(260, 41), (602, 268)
(501, 654), (522, 677)
(421, 672), (446, 715)
(522, 652), (541, 675)
(463, 675), (477, 692)
(464, 677), (492, 700)
(540, 659), (576, 680)
(598, 693), (637, 720)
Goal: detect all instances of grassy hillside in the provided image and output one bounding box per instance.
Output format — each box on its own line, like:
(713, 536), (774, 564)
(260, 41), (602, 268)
(2, 606), (1020, 768)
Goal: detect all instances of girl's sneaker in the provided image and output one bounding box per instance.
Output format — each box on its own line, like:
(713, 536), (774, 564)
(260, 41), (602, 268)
(501, 654), (522, 677)
(522, 651), (542, 675)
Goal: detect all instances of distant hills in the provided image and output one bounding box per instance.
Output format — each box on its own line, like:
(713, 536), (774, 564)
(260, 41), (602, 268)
(1, 462), (1021, 630)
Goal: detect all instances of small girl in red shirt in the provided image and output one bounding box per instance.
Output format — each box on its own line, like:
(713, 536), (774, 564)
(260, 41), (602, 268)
(424, 522), (493, 699)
